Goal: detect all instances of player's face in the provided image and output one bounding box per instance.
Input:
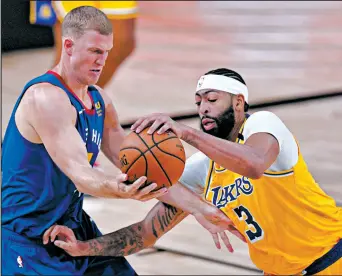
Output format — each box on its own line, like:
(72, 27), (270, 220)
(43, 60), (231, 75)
(70, 30), (113, 85)
(196, 90), (235, 139)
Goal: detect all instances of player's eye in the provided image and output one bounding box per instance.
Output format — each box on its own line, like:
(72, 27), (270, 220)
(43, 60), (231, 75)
(208, 99), (217, 103)
(92, 49), (103, 54)
(195, 102), (200, 106)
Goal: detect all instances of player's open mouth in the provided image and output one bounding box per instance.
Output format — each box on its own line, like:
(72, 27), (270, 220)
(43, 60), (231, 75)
(90, 69), (101, 76)
(202, 119), (216, 130)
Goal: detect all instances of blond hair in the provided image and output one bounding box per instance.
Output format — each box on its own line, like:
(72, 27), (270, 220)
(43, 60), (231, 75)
(62, 6), (112, 38)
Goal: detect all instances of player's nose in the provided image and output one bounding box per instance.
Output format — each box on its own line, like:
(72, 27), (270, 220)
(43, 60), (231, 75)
(95, 55), (106, 66)
(198, 101), (210, 116)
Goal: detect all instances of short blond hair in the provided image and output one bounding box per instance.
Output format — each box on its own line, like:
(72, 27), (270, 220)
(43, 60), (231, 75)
(62, 6), (112, 38)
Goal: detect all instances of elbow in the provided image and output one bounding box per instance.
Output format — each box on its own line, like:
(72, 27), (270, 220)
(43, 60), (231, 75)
(245, 160), (264, 180)
(72, 178), (87, 194)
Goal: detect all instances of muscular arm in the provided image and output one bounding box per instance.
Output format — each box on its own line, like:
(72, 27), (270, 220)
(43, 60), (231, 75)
(25, 84), (123, 198)
(95, 85), (126, 168)
(77, 202), (187, 256)
(131, 112), (280, 180)
(46, 183), (244, 255)
(181, 126), (279, 179)
(77, 184), (236, 256)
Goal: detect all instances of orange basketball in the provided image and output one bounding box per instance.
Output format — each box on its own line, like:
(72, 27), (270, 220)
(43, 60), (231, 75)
(119, 128), (186, 191)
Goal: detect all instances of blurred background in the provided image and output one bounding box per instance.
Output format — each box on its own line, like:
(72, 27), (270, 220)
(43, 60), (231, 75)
(2, 1), (342, 274)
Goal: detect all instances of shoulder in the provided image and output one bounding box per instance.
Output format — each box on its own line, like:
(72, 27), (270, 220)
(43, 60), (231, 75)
(23, 83), (74, 120)
(25, 82), (71, 106)
(92, 85), (112, 108)
(243, 111), (288, 139)
(245, 111), (284, 128)
(244, 111), (299, 170)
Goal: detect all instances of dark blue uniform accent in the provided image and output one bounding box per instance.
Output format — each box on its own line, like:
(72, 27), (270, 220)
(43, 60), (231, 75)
(1, 71), (137, 275)
(303, 239), (342, 275)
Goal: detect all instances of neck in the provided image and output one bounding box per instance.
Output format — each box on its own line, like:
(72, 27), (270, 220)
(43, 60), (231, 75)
(53, 63), (88, 100)
(227, 112), (245, 142)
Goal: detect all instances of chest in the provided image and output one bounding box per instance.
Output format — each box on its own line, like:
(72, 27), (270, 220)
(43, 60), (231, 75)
(73, 101), (105, 165)
(205, 164), (255, 209)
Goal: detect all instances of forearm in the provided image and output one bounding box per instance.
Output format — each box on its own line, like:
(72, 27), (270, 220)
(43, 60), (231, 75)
(71, 165), (120, 198)
(158, 183), (211, 215)
(78, 221), (150, 257)
(181, 126), (262, 178)
(79, 202), (187, 257)
(159, 183), (232, 227)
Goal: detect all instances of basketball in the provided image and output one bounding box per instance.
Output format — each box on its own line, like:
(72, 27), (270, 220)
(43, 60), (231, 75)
(119, 128), (186, 191)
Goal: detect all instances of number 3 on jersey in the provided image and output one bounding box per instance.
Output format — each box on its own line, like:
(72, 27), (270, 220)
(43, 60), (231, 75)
(233, 205), (264, 243)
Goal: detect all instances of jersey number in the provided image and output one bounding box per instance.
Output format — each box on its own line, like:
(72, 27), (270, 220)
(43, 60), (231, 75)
(233, 205), (264, 243)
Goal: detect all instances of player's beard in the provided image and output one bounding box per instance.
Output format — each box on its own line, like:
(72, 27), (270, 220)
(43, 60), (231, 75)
(200, 105), (236, 140)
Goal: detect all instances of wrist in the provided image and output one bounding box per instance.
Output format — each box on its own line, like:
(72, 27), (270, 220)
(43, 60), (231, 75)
(102, 178), (120, 198)
(179, 124), (193, 141)
(77, 240), (92, 256)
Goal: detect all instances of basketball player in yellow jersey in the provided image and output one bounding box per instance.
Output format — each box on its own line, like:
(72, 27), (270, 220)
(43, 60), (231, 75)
(131, 68), (342, 275)
(30, 1), (137, 88)
(43, 68), (341, 275)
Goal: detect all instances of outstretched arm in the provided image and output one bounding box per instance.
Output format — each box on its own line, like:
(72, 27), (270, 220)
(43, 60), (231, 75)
(82, 202), (188, 256)
(44, 183), (245, 256)
(22, 83), (165, 201)
(131, 112), (281, 179)
(158, 182), (246, 251)
(43, 201), (187, 257)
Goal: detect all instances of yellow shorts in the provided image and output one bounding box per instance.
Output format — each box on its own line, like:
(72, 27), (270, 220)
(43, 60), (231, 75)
(52, 1), (138, 20)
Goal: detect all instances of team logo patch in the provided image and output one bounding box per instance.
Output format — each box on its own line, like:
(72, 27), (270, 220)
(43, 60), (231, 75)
(95, 101), (102, 117)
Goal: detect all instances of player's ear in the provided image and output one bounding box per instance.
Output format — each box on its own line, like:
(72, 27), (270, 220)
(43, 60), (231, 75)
(233, 95), (244, 112)
(63, 38), (74, 56)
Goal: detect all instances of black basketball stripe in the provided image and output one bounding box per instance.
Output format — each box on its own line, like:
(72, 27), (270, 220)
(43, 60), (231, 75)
(151, 133), (185, 164)
(120, 146), (145, 153)
(126, 153), (148, 185)
(120, 137), (178, 178)
(135, 132), (173, 186)
(141, 136), (179, 155)
(120, 147), (146, 178)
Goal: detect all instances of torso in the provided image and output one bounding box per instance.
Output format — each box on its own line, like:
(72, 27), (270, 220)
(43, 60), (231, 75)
(179, 112), (342, 275)
(204, 134), (342, 275)
(1, 71), (106, 238)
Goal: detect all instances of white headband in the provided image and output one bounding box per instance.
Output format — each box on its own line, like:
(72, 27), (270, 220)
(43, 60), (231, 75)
(196, 74), (249, 103)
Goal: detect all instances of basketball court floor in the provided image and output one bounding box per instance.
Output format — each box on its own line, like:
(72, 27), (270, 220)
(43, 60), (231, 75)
(2, 1), (342, 274)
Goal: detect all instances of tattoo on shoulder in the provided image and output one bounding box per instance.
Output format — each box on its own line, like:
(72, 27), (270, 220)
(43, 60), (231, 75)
(151, 203), (184, 238)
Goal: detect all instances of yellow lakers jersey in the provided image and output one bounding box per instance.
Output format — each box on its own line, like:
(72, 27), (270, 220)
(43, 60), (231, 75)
(30, 1), (138, 26)
(203, 122), (342, 275)
(52, 1), (138, 20)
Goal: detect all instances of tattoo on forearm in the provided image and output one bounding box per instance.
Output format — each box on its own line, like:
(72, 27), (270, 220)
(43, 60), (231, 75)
(85, 203), (184, 257)
(151, 203), (183, 238)
(87, 223), (145, 257)
(89, 240), (100, 254)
